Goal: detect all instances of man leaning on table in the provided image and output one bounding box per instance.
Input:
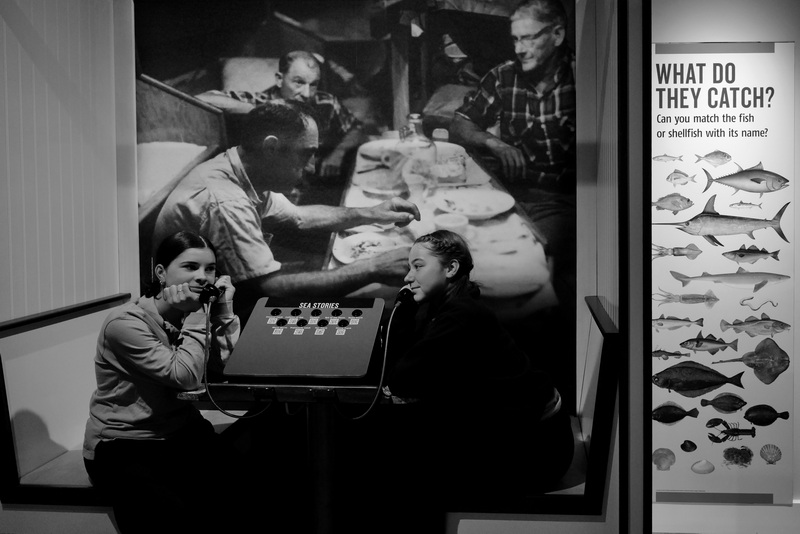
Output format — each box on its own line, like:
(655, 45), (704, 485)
(449, 0), (576, 301)
(197, 50), (363, 179)
(153, 100), (419, 320)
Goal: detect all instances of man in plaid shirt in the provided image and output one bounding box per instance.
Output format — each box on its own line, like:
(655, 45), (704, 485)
(451, 0), (575, 192)
(198, 51), (363, 179)
(451, 0), (576, 328)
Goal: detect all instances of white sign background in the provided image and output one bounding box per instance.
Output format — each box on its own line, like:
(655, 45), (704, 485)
(651, 42), (794, 504)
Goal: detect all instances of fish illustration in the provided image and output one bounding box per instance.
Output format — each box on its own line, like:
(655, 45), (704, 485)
(653, 154), (683, 162)
(666, 169), (696, 187)
(743, 405), (789, 426)
(722, 245), (779, 265)
(652, 402), (699, 424)
(652, 289), (719, 308)
(729, 201), (762, 210)
(720, 313), (790, 337)
(695, 150), (732, 167)
(712, 338), (789, 385)
(680, 332), (738, 355)
(652, 193), (694, 215)
(652, 361), (744, 398)
(652, 314), (703, 331)
(700, 392), (747, 414)
(652, 349), (691, 360)
(653, 195), (790, 246)
(702, 162), (789, 197)
(671, 267), (790, 293)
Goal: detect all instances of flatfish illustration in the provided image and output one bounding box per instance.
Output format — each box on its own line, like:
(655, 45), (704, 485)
(703, 162), (789, 197)
(711, 338), (790, 385)
(666, 169), (696, 187)
(720, 313), (790, 337)
(722, 245), (779, 265)
(653, 154), (683, 162)
(680, 331), (737, 355)
(671, 267), (789, 293)
(653, 195), (790, 246)
(695, 149), (731, 167)
(700, 392), (747, 414)
(743, 404), (789, 426)
(652, 315), (703, 331)
(652, 402), (699, 424)
(652, 193), (694, 215)
(652, 361), (744, 398)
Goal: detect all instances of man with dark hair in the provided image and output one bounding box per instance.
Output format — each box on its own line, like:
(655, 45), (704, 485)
(198, 50), (362, 178)
(153, 100), (419, 318)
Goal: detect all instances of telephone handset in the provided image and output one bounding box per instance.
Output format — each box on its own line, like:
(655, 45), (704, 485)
(199, 284), (223, 304)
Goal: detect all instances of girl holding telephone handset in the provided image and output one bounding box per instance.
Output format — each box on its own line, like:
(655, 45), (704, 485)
(83, 231), (241, 532)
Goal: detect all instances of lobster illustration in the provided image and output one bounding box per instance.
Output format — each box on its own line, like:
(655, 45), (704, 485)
(706, 418), (756, 443)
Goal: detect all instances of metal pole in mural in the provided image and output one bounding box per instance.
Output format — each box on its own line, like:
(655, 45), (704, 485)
(650, 42), (794, 505)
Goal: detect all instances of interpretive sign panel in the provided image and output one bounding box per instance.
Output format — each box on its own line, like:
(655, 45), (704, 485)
(651, 42), (794, 505)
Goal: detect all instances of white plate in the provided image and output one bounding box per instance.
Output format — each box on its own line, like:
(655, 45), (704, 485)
(433, 189), (515, 220)
(333, 233), (398, 264)
(401, 158), (489, 188)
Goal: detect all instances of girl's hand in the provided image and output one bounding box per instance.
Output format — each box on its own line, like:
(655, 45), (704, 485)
(162, 282), (200, 308)
(213, 275), (235, 303)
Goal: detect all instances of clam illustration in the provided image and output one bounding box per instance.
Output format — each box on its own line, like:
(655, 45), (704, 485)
(760, 444), (782, 465)
(681, 440), (697, 452)
(652, 448), (676, 471)
(691, 459), (715, 474)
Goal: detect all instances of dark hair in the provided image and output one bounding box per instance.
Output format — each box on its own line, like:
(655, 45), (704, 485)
(279, 50), (321, 75)
(512, 0), (568, 30)
(241, 100), (318, 152)
(414, 230), (477, 298)
(144, 231), (216, 297)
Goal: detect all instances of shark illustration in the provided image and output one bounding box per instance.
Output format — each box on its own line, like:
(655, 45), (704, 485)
(670, 267), (790, 293)
(654, 195), (790, 246)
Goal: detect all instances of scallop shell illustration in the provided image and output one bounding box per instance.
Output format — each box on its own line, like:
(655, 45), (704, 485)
(760, 444), (782, 465)
(652, 448), (676, 471)
(691, 459), (715, 474)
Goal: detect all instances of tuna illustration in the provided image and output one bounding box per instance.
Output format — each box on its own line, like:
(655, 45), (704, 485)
(652, 288), (719, 308)
(652, 193), (694, 215)
(666, 169), (696, 187)
(743, 405), (789, 426)
(652, 315), (703, 331)
(702, 162), (789, 197)
(720, 313), (790, 338)
(680, 332), (738, 355)
(652, 243), (703, 260)
(652, 402), (699, 424)
(670, 267), (790, 293)
(652, 361), (744, 398)
(700, 392), (747, 414)
(652, 349), (691, 360)
(695, 149), (732, 167)
(712, 338), (790, 385)
(653, 195), (790, 246)
(722, 245), (779, 265)
(653, 153), (683, 162)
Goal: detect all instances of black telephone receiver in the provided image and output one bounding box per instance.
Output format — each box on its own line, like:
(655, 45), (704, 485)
(199, 284), (223, 304)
